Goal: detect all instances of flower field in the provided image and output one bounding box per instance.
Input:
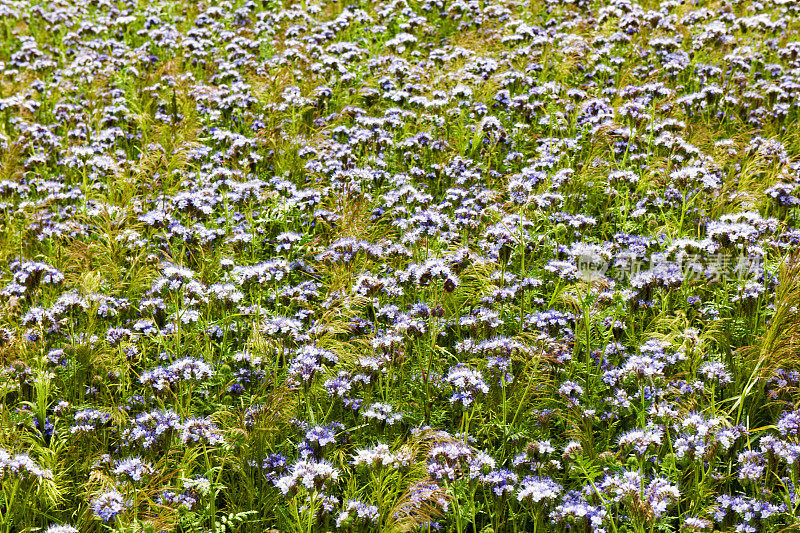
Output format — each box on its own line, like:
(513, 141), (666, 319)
(3, 0), (800, 530)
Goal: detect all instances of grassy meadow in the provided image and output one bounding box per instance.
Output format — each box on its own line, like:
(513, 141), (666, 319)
(2, 0), (800, 531)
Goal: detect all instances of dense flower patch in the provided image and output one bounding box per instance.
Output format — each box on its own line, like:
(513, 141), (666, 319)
(2, 0), (800, 531)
